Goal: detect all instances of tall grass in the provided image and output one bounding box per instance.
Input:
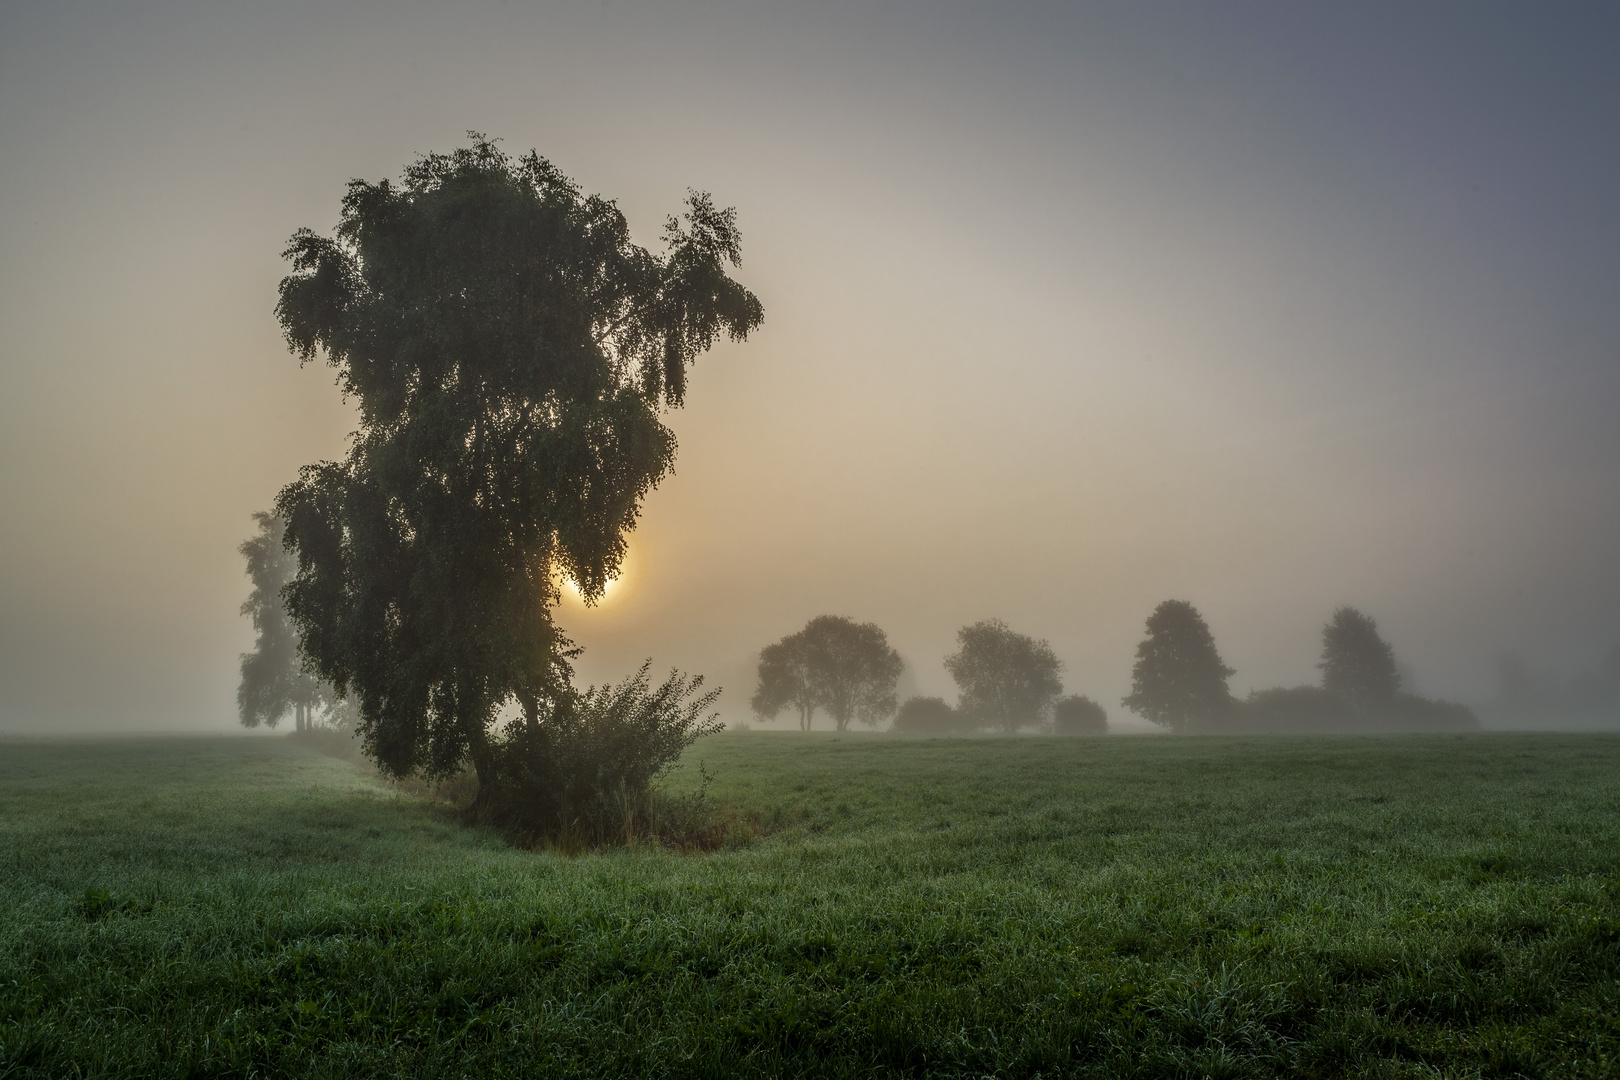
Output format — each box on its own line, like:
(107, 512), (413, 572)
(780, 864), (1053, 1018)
(1, 732), (1617, 1078)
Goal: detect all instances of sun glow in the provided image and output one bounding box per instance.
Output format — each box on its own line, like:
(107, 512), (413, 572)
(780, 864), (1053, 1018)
(559, 569), (625, 608)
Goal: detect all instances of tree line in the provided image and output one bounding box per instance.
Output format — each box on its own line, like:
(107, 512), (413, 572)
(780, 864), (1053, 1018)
(750, 602), (1477, 734)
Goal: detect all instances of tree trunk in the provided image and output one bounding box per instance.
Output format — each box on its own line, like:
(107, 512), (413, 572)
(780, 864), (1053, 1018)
(467, 721), (498, 819)
(516, 690), (540, 739)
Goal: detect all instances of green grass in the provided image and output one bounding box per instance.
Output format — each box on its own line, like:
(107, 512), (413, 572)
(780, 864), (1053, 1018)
(2, 732), (1618, 1078)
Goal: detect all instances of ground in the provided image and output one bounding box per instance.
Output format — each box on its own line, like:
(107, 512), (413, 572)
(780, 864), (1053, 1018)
(1, 732), (1617, 1078)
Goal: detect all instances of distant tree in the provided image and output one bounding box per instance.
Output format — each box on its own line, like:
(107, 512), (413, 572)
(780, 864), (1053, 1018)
(1319, 607), (1399, 711)
(752, 617), (904, 731)
(272, 137), (762, 806)
(752, 630), (819, 730)
(891, 695), (966, 734)
(804, 616), (904, 731)
(1051, 694), (1107, 735)
(237, 511), (326, 732)
(945, 619), (1064, 733)
(1122, 600), (1234, 733)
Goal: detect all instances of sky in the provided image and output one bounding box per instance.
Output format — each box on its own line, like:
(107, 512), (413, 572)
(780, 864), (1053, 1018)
(1, 1), (1617, 732)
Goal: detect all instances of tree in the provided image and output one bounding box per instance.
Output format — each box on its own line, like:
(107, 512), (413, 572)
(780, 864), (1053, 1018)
(751, 631), (819, 730)
(1318, 607), (1399, 711)
(1051, 694), (1107, 735)
(804, 615), (904, 731)
(1122, 600), (1234, 733)
(944, 619), (1064, 733)
(273, 136), (762, 804)
(751, 616), (904, 731)
(891, 696), (966, 734)
(237, 511), (326, 732)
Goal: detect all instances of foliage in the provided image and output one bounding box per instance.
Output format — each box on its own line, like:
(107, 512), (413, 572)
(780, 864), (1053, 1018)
(753, 616), (903, 731)
(1122, 600), (1235, 732)
(271, 136), (761, 799)
(944, 619), (1064, 733)
(5, 733), (1620, 1078)
(1233, 684), (1480, 733)
(1235, 684), (1346, 732)
(1051, 693), (1108, 734)
(486, 662), (723, 841)
(890, 695), (970, 734)
(751, 630), (818, 730)
(237, 511), (327, 731)
(1319, 606), (1400, 710)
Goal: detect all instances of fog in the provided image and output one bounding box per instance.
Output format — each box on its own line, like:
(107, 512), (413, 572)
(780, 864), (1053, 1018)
(2, 1), (1617, 732)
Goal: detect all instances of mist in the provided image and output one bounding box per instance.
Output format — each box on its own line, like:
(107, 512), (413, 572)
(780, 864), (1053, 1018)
(2, 0), (1618, 733)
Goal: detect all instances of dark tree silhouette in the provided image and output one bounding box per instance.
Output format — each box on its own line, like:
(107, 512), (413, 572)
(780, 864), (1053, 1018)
(1319, 607), (1400, 711)
(891, 696), (964, 734)
(752, 616), (903, 731)
(1122, 600), (1234, 732)
(945, 619), (1064, 733)
(1051, 694), (1107, 735)
(751, 630), (819, 730)
(237, 511), (326, 732)
(273, 137), (762, 804)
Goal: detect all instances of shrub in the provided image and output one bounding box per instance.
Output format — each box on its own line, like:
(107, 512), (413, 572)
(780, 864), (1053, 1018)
(1236, 685), (1348, 732)
(487, 662), (723, 843)
(1236, 685), (1479, 733)
(891, 696), (972, 734)
(1051, 694), (1108, 734)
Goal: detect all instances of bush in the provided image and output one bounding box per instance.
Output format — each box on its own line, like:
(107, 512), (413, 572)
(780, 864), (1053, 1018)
(1051, 694), (1108, 734)
(487, 662), (724, 844)
(891, 696), (973, 734)
(1234, 686), (1479, 733)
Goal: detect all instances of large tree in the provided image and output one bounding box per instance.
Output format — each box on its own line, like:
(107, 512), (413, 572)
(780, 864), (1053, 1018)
(1122, 600), (1234, 733)
(237, 511), (326, 732)
(751, 616), (903, 731)
(945, 619), (1064, 733)
(1319, 607), (1400, 711)
(273, 137), (762, 800)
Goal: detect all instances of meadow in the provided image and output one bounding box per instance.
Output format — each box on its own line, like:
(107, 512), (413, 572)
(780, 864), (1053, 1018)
(1, 731), (1617, 1078)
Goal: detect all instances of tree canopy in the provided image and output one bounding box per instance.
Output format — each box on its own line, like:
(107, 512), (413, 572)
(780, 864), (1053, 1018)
(752, 616), (903, 731)
(272, 136), (762, 797)
(1051, 694), (1108, 735)
(891, 695), (966, 734)
(237, 511), (326, 732)
(1319, 607), (1400, 711)
(1122, 600), (1234, 733)
(944, 619), (1064, 733)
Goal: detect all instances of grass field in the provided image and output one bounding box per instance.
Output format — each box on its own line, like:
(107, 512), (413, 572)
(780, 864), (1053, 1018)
(2, 732), (1618, 1078)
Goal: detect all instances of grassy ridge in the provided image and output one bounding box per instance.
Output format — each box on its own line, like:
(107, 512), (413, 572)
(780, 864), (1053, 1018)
(2, 733), (1618, 1078)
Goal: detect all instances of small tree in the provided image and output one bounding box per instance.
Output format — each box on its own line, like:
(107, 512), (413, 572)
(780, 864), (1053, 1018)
(891, 696), (966, 734)
(1319, 607), (1399, 711)
(237, 511), (326, 732)
(945, 619), (1064, 733)
(751, 631), (819, 730)
(1051, 694), (1107, 735)
(1122, 600), (1234, 733)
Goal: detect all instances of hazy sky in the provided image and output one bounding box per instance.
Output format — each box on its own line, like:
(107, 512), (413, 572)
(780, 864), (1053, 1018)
(2, 1), (1617, 732)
